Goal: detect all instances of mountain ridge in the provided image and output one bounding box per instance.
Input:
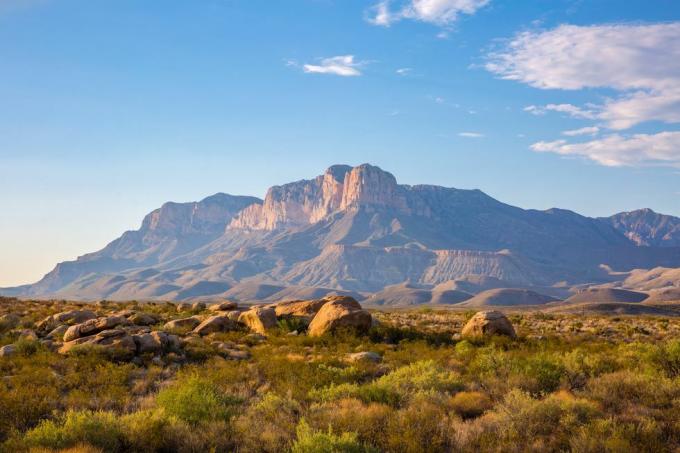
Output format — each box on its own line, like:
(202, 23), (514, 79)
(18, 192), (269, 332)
(4, 163), (680, 301)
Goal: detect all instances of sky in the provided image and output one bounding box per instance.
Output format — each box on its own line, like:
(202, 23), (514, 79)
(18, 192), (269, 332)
(2, 0), (680, 287)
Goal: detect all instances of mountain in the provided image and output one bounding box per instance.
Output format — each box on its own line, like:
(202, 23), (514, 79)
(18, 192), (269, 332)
(603, 209), (680, 247)
(5, 163), (680, 301)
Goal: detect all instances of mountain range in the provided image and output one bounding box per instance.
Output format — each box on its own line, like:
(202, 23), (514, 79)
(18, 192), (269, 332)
(4, 163), (680, 303)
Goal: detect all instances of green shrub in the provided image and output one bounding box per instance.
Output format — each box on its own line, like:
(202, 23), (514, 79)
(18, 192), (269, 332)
(449, 391), (493, 419)
(156, 374), (240, 425)
(24, 410), (123, 452)
(311, 360), (462, 407)
(291, 419), (377, 453)
(234, 393), (301, 452)
(651, 339), (680, 378)
(519, 354), (565, 395)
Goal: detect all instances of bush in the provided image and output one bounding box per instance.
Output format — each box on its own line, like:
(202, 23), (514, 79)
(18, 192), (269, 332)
(651, 339), (680, 378)
(156, 374), (240, 425)
(23, 410), (123, 452)
(311, 360), (462, 406)
(449, 391), (493, 419)
(291, 419), (377, 453)
(234, 393), (301, 452)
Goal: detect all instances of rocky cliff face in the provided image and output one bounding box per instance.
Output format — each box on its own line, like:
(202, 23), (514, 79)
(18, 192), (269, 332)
(6, 164), (680, 300)
(229, 165), (351, 230)
(604, 209), (680, 247)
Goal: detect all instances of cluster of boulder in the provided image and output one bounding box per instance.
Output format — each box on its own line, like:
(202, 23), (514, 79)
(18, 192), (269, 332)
(0, 295), (374, 361)
(1, 299), (516, 361)
(163, 295), (373, 338)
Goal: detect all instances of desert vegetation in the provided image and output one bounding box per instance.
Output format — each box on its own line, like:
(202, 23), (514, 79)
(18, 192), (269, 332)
(1, 295), (680, 452)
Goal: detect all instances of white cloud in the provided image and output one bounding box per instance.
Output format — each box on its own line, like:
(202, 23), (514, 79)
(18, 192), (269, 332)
(368, 1), (393, 26)
(487, 23), (680, 131)
(303, 55), (364, 77)
(458, 132), (484, 138)
(562, 126), (600, 136)
(488, 22), (680, 168)
(396, 67), (412, 76)
(531, 132), (680, 167)
(525, 103), (597, 120)
(368, 0), (489, 27)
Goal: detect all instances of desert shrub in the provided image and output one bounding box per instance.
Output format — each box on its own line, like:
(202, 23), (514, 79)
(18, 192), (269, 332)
(569, 417), (666, 453)
(14, 337), (41, 356)
(308, 398), (394, 449)
(519, 354), (565, 395)
(291, 419), (377, 453)
(311, 360), (462, 406)
(119, 409), (175, 452)
(585, 370), (679, 413)
(234, 392), (301, 452)
(449, 391), (493, 419)
(23, 410), (123, 452)
(156, 374), (241, 425)
(61, 361), (135, 411)
(384, 393), (451, 453)
(277, 317), (309, 333)
(651, 339), (680, 378)
(0, 370), (59, 441)
(368, 325), (452, 346)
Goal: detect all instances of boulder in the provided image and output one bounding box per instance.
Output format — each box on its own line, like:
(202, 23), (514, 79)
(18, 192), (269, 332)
(163, 317), (202, 331)
(176, 303), (193, 312)
(36, 310), (96, 331)
(345, 351), (382, 363)
(208, 301), (238, 312)
(224, 311), (242, 322)
(63, 315), (128, 342)
(192, 315), (239, 336)
(133, 331), (180, 354)
(59, 329), (137, 359)
(461, 311), (516, 339)
(191, 302), (206, 311)
(274, 299), (328, 321)
(238, 307), (277, 334)
(128, 312), (159, 326)
(307, 298), (371, 337)
(46, 324), (69, 339)
(0, 344), (17, 358)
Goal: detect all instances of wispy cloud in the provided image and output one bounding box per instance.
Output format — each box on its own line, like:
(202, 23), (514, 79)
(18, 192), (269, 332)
(531, 132), (680, 167)
(396, 67), (412, 76)
(458, 132), (484, 138)
(301, 55), (365, 77)
(367, 0), (490, 27)
(562, 126), (600, 137)
(487, 23), (680, 131)
(487, 22), (680, 167)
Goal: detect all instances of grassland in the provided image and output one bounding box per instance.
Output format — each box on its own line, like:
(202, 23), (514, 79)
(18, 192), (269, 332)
(1, 296), (680, 452)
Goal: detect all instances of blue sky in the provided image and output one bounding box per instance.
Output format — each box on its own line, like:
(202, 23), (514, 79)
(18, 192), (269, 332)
(2, 0), (680, 286)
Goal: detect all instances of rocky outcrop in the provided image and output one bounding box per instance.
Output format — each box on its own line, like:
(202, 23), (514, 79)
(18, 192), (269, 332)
(307, 297), (371, 337)
(59, 329), (137, 358)
(36, 310), (97, 332)
(192, 315), (239, 336)
(63, 315), (128, 342)
(229, 165), (352, 231)
(133, 331), (180, 354)
(461, 311), (516, 338)
(208, 301), (238, 312)
(163, 316), (202, 331)
(238, 307), (277, 334)
(274, 299), (328, 321)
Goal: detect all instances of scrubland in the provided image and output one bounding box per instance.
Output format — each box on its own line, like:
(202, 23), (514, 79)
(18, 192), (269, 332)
(1, 297), (680, 452)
